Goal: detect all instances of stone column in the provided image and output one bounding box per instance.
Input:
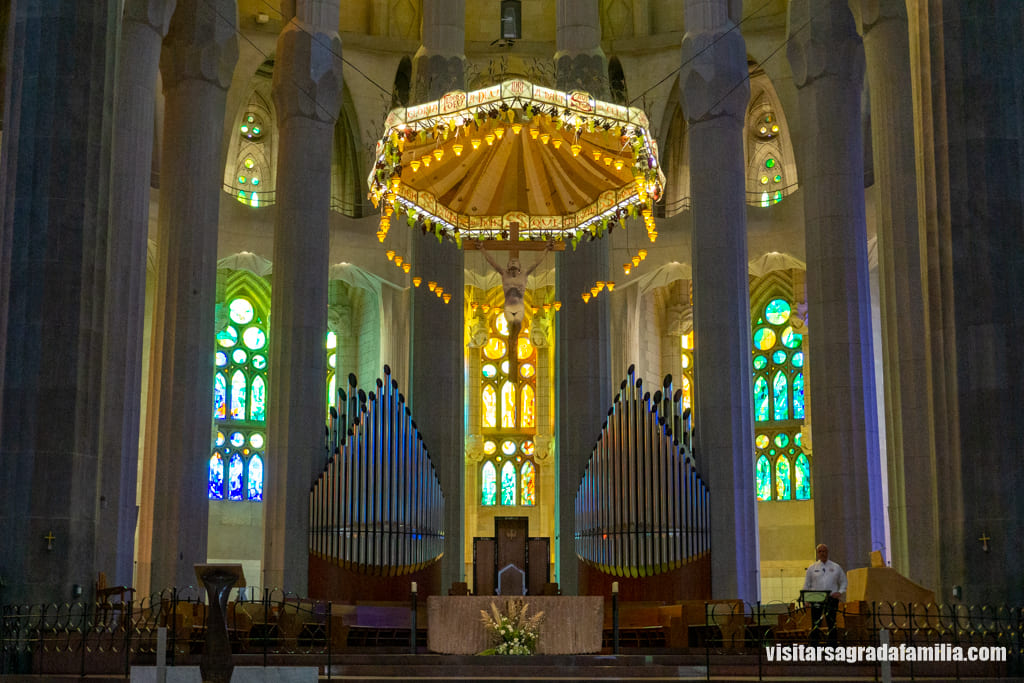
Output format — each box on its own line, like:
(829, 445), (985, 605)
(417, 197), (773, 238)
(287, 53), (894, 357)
(854, 0), (937, 591)
(553, 0), (611, 595)
(140, 0), (237, 593)
(680, 0), (759, 602)
(408, 0), (466, 593)
(0, 0), (118, 604)
(411, 0), (465, 103)
(96, 0), (176, 591)
(787, 0), (884, 571)
(263, 0), (342, 594)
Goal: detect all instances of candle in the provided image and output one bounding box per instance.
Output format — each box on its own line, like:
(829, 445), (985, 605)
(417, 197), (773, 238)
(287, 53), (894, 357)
(411, 581), (418, 594)
(612, 581), (619, 594)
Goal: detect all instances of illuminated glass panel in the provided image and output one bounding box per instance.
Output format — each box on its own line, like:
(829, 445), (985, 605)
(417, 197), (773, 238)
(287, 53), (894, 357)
(214, 373), (227, 419)
(753, 327), (776, 350)
(243, 326), (266, 350)
(755, 434), (770, 449)
(501, 440), (517, 456)
(232, 349), (248, 364)
(252, 354), (267, 370)
(754, 376), (769, 421)
(216, 351), (228, 367)
(681, 376), (691, 410)
(753, 355), (767, 370)
(217, 326), (238, 348)
(521, 441), (534, 456)
(481, 461), (497, 505)
(520, 461), (536, 506)
(247, 455), (264, 501)
(760, 191), (770, 207)
(230, 431), (245, 447)
(229, 298), (254, 324)
(782, 326), (801, 349)
(772, 350), (787, 364)
(482, 385), (497, 428)
(327, 374), (335, 412)
(230, 370), (247, 420)
(519, 363), (535, 378)
(484, 440), (497, 455)
(764, 299), (791, 325)
(228, 453), (244, 501)
(500, 381), (516, 428)
(772, 371), (788, 420)
(327, 353), (336, 369)
(495, 313), (509, 336)
(774, 433), (789, 448)
(501, 461), (516, 505)
(208, 453), (225, 499)
(326, 331), (337, 349)
(517, 337), (533, 360)
(791, 351), (804, 368)
(482, 363), (498, 378)
(216, 431), (226, 447)
(484, 337), (507, 360)
(793, 372), (805, 419)
(795, 454), (811, 500)
(756, 455), (771, 501)
(250, 376), (266, 422)
(520, 385), (536, 428)
(250, 433), (264, 448)
(775, 456), (791, 500)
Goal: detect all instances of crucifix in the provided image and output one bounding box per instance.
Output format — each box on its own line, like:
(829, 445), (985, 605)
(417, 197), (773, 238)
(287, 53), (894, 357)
(44, 531), (55, 551)
(978, 533), (991, 553)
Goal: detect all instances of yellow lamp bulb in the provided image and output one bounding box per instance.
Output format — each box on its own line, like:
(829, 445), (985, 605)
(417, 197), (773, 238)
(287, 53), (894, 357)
(472, 138), (482, 150)
(433, 149), (443, 161)
(386, 250), (396, 261)
(552, 139), (563, 149)
(606, 282), (616, 292)
(485, 133), (495, 146)
(571, 143), (582, 157)
(540, 133), (550, 145)
(582, 292), (591, 303)
(443, 293), (451, 303)
(428, 281), (437, 291)
(410, 159), (421, 172)
(423, 155), (431, 167)
(554, 301), (562, 311)
(512, 123), (523, 134)
(529, 127), (540, 139)
(403, 263), (411, 273)
(632, 256), (640, 267)
(453, 143), (464, 156)
(623, 263), (632, 274)
(413, 276), (422, 287)
(394, 255), (403, 266)
(638, 249), (648, 260)
(495, 127), (505, 140)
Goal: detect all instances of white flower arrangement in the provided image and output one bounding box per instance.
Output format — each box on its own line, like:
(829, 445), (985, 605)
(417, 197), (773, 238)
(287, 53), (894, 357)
(479, 599), (545, 655)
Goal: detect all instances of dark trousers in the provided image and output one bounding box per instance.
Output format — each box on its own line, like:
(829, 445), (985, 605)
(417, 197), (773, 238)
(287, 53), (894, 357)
(809, 596), (839, 646)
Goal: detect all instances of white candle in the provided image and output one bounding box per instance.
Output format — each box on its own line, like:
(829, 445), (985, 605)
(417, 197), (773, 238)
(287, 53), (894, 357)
(611, 581), (619, 594)
(411, 581), (418, 593)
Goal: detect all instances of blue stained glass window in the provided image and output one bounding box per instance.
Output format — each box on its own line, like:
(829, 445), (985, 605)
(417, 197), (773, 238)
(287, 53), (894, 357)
(228, 453), (244, 500)
(481, 462), (497, 505)
(793, 372), (805, 419)
(795, 454), (811, 499)
(208, 453), (224, 499)
(214, 373), (227, 419)
(754, 376), (770, 421)
(756, 455), (771, 500)
(247, 455), (264, 501)
(501, 461), (516, 505)
(772, 371), (789, 420)
(776, 456), (791, 500)
(230, 370), (247, 420)
(250, 376), (266, 422)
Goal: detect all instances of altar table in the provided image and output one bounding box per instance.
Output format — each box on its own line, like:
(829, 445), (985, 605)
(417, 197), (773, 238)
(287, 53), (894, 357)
(426, 595), (604, 654)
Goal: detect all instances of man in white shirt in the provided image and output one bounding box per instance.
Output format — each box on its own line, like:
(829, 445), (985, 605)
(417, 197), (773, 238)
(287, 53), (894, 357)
(802, 543), (846, 645)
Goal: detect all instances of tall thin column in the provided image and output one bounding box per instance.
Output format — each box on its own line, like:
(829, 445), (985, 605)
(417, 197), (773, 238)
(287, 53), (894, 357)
(0, 0), (118, 604)
(553, 0), (611, 595)
(96, 0), (175, 591)
(854, 0), (937, 592)
(787, 0), (884, 571)
(409, 0), (465, 592)
(140, 0), (237, 593)
(263, 0), (342, 594)
(680, 0), (759, 602)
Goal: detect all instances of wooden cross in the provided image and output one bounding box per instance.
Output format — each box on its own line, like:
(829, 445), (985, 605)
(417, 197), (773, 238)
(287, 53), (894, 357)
(462, 222), (565, 257)
(44, 531), (55, 551)
(978, 533), (991, 553)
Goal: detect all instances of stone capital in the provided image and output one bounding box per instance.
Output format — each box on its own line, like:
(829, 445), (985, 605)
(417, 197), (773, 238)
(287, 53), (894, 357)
(272, 19), (343, 125)
(159, 0), (238, 91)
(787, 0), (865, 89)
(678, 28), (748, 124)
(123, 0), (176, 36)
(851, 0), (907, 34)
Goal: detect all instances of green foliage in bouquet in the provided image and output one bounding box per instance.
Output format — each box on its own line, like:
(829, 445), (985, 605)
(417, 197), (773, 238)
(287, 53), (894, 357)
(479, 599), (546, 655)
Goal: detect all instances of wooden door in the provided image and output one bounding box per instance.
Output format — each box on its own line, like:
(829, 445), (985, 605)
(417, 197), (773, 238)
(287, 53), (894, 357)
(494, 517), (528, 588)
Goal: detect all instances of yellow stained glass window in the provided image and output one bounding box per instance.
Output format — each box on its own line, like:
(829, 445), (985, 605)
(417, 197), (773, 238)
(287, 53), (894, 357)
(501, 381), (516, 428)
(484, 337), (507, 360)
(517, 337), (534, 360)
(520, 384), (535, 428)
(483, 385), (497, 428)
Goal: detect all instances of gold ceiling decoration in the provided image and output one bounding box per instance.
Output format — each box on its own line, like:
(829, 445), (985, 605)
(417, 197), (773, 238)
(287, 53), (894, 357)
(368, 79), (664, 249)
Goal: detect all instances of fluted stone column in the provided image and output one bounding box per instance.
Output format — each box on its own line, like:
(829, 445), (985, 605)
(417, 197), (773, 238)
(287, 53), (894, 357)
(411, 0), (465, 103)
(680, 0), (759, 602)
(786, 0), (884, 571)
(408, 0), (466, 592)
(139, 0), (237, 593)
(0, 0), (118, 604)
(553, 0), (611, 595)
(96, 0), (176, 591)
(854, 0), (937, 592)
(263, 0), (342, 595)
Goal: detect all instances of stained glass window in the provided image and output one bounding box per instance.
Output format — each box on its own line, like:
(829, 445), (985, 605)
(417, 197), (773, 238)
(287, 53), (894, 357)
(772, 371), (788, 420)
(775, 456), (791, 500)
(501, 461), (516, 505)
(520, 461), (536, 506)
(482, 462), (497, 505)
(754, 376), (769, 421)
(793, 372), (805, 419)
(209, 453), (224, 499)
(482, 385), (497, 428)
(501, 381), (516, 428)
(795, 454), (810, 500)
(756, 455), (771, 501)
(210, 288), (269, 502)
(520, 385), (535, 428)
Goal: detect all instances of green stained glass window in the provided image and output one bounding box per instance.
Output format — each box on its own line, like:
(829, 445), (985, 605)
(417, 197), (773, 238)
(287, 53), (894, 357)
(755, 434), (770, 449)
(209, 453), (224, 499)
(795, 454), (811, 499)
(229, 298), (254, 324)
(775, 456), (791, 500)
(253, 354), (267, 370)
(218, 326), (238, 348)
(772, 349), (787, 364)
(481, 462), (497, 505)
(753, 327), (777, 350)
(520, 461), (536, 506)
(756, 455), (771, 501)
(754, 376), (770, 421)
(793, 372), (805, 419)
(764, 299), (791, 325)
(230, 371), (247, 420)
(774, 433), (789, 448)
(250, 375), (266, 422)
(782, 326), (801, 349)
(765, 158), (776, 169)
(247, 455), (264, 501)
(791, 351), (804, 368)
(772, 370), (788, 420)
(753, 355), (767, 370)
(501, 461), (516, 505)
(243, 326), (266, 350)
(795, 431), (803, 448)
